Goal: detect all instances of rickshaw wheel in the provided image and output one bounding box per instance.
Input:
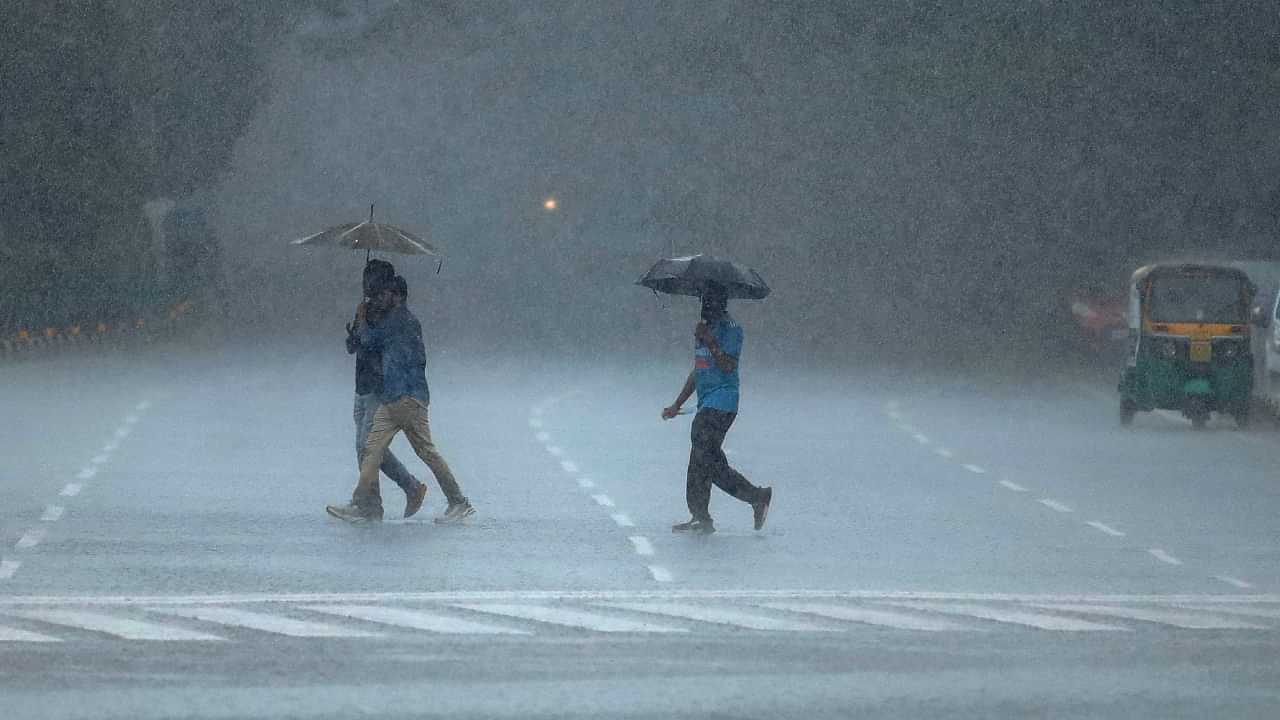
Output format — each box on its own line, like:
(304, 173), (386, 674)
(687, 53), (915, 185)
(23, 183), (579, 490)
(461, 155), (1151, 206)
(1119, 399), (1136, 426)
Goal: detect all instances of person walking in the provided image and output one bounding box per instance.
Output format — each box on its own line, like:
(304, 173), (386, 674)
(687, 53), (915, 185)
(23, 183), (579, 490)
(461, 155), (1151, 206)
(327, 275), (475, 524)
(662, 282), (771, 534)
(346, 260), (427, 519)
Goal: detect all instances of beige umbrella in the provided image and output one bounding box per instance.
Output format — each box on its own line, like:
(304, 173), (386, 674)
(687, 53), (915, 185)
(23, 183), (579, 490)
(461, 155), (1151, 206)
(291, 204), (439, 263)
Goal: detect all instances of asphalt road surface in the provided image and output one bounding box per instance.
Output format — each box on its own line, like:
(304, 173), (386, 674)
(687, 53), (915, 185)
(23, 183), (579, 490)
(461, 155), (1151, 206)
(2, 343), (1279, 719)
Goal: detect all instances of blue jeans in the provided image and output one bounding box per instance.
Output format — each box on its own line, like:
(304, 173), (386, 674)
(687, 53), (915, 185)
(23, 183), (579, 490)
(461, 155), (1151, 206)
(353, 393), (417, 495)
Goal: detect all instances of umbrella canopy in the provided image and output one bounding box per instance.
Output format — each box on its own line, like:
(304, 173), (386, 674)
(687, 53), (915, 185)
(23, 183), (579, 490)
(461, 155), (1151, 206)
(636, 254), (770, 300)
(290, 205), (438, 257)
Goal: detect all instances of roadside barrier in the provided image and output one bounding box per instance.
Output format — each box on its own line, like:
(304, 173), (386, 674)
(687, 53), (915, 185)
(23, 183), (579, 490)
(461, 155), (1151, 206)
(0, 300), (195, 361)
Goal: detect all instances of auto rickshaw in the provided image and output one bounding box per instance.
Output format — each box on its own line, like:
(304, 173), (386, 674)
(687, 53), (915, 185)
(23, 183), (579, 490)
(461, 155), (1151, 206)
(1118, 263), (1258, 429)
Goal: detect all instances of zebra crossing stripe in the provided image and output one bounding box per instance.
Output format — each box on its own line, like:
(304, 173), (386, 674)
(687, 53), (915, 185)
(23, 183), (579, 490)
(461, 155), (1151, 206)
(1031, 604), (1270, 630)
(1174, 603), (1280, 620)
(304, 605), (529, 635)
(7, 609), (224, 641)
(0, 624), (60, 642)
(880, 602), (1129, 632)
(600, 602), (838, 632)
(147, 606), (382, 638)
(759, 601), (975, 632)
(453, 603), (686, 633)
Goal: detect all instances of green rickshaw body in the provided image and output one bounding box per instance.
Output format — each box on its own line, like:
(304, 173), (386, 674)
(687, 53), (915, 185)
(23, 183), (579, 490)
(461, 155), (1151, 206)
(1118, 264), (1257, 427)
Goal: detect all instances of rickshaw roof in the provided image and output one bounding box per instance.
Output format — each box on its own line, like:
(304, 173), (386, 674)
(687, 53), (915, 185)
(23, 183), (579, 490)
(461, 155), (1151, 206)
(1130, 263), (1253, 286)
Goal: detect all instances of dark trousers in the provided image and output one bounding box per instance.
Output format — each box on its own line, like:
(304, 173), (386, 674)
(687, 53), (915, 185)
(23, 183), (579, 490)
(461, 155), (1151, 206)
(687, 408), (764, 521)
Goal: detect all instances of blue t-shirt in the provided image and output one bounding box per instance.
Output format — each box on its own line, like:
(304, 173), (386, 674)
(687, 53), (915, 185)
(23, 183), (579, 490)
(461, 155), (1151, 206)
(694, 315), (743, 412)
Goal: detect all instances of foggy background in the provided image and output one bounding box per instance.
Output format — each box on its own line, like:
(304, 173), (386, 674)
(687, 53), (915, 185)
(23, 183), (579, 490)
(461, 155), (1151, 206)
(5, 1), (1280, 369)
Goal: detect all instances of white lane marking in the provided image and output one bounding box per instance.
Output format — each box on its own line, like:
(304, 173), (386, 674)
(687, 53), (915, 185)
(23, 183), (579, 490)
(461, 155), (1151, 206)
(591, 494), (615, 508)
(610, 513), (635, 527)
(1086, 521), (1125, 537)
(628, 536), (655, 556)
(75, 467), (97, 480)
(0, 561), (20, 579)
(577, 478), (596, 489)
(934, 447), (954, 459)
(602, 602), (837, 632)
(91, 454), (110, 465)
(760, 602), (974, 631)
(534, 432), (551, 443)
(0, 624), (59, 642)
(16, 528), (47, 549)
(305, 604), (528, 635)
(3, 590), (1279, 607)
(912, 433), (930, 445)
(1038, 499), (1073, 513)
(647, 566), (674, 583)
(40, 506), (65, 522)
(560, 460), (579, 474)
(998, 480), (1028, 492)
(528, 418), (543, 429)
(881, 602), (1129, 632)
(149, 606), (381, 638)
(1215, 576), (1254, 590)
(453, 603), (686, 633)
(60, 484), (82, 498)
(136, 400), (152, 411)
(123, 414), (140, 425)
(1149, 549), (1183, 566)
(113, 427), (132, 440)
(9, 610), (224, 641)
(896, 423), (917, 434)
(962, 464), (986, 474)
(546, 446), (563, 457)
(103, 441), (119, 453)
(1176, 603), (1280, 619)
(1031, 604), (1267, 630)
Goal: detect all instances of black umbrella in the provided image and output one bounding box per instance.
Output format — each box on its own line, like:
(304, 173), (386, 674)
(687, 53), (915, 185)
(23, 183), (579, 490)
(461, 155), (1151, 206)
(636, 254), (770, 300)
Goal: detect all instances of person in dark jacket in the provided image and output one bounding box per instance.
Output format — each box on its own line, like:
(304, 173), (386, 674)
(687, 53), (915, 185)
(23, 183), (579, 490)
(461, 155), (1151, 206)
(328, 275), (474, 523)
(345, 261), (427, 518)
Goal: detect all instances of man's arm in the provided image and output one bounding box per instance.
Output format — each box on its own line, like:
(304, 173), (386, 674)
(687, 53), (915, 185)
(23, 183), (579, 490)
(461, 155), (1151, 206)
(695, 322), (738, 373)
(662, 371), (696, 420)
(356, 306), (395, 351)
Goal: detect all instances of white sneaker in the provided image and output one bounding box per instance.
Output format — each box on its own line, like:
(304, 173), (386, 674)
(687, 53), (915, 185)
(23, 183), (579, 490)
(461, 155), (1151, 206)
(434, 500), (475, 524)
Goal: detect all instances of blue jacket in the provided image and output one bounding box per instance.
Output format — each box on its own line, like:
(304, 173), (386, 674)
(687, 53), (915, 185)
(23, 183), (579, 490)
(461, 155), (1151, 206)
(356, 304), (430, 406)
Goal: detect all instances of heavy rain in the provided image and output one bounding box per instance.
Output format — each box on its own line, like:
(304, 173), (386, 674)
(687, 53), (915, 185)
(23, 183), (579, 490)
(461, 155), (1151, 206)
(3, 2), (1280, 718)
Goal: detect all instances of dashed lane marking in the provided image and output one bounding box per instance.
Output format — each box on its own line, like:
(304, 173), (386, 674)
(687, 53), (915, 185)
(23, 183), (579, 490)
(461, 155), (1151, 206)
(577, 478), (596, 489)
(1215, 576), (1254, 590)
(75, 467), (97, 481)
(591, 494), (615, 508)
(59, 484), (82, 498)
(1086, 521), (1125, 537)
(962, 464), (986, 475)
(39, 505), (64, 522)
(123, 414), (140, 425)
(610, 513), (635, 527)
(113, 427), (132, 440)
(546, 446), (563, 457)
(1038, 499), (1073, 513)
(1149, 549), (1183, 566)
(102, 441), (119, 453)
(560, 460), (579, 473)
(534, 432), (550, 443)
(16, 528), (46, 549)
(0, 561), (20, 579)
(933, 447), (954, 458)
(91, 454), (109, 465)
(304, 604), (528, 635)
(998, 480), (1028, 492)
(149, 606), (383, 638)
(646, 566), (674, 583)
(628, 536), (655, 556)
(1178, 603), (1280, 619)
(912, 433), (930, 445)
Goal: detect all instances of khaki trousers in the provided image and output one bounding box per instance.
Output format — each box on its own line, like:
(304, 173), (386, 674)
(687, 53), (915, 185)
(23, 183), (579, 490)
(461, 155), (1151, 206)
(354, 397), (463, 509)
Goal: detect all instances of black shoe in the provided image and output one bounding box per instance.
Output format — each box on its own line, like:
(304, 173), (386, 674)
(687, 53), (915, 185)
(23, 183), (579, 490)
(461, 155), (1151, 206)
(672, 518), (715, 534)
(326, 502), (383, 523)
(404, 481), (428, 519)
(752, 487), (772, 531)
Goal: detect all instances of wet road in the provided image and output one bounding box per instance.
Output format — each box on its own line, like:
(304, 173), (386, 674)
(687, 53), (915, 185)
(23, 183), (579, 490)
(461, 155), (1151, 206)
(2, 345), (1279, 718)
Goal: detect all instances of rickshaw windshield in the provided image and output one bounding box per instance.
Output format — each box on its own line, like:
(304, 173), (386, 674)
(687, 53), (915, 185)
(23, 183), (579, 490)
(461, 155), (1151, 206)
(1147, 275), (1247, 324)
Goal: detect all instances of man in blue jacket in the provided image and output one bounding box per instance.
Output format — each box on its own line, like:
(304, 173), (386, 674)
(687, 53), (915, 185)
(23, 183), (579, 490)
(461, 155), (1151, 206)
(327, 275), (475, 523)
(661, 282), (772, 534)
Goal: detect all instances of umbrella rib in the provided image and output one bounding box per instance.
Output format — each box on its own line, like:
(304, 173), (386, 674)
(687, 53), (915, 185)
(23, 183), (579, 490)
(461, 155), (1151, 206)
(394, 229), (434, 255)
